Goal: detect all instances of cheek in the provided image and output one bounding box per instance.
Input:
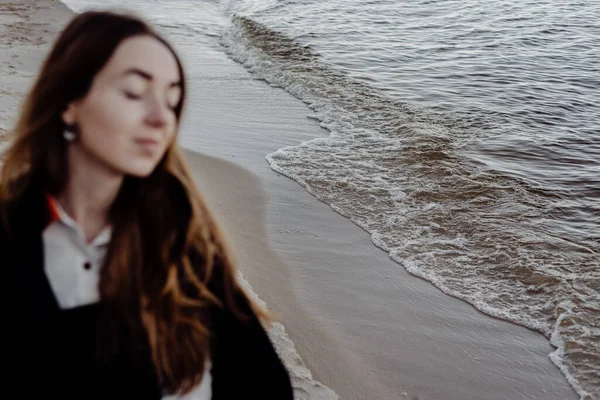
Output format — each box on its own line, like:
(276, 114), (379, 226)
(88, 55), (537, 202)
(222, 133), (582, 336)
(76, 91), (146, 168)
(160, 114), (178, 149)
(167, 118), (178, 141)
(75, 90), (147, 174)
(80, 90), (140, 142)
(75, 90), (177, 176)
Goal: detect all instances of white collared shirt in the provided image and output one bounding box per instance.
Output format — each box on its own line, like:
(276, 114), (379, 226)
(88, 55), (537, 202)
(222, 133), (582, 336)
(42, 197), (212, 399)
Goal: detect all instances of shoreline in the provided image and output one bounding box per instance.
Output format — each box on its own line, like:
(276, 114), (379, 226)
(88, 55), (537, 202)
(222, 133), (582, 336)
(174, 14), (579, 398)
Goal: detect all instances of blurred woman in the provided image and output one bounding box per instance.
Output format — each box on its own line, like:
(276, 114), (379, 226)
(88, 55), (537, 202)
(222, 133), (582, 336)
(0, 10), (293, 399)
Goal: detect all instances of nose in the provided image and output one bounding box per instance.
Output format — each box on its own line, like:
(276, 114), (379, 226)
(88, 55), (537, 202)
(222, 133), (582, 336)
(145, 96), (168, 128)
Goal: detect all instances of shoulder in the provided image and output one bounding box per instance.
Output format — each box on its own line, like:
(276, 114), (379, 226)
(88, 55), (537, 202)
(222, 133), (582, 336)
(210, 305), (294, 399)
(0, 197), (13, 247)
(0, 179), (47, 237)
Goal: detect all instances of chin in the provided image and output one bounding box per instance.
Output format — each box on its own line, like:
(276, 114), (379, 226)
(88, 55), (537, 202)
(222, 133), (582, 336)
(121, 161), (161, 178)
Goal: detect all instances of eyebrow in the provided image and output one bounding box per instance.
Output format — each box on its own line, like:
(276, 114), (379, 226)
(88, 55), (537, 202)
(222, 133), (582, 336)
(122, 68), (181, 88)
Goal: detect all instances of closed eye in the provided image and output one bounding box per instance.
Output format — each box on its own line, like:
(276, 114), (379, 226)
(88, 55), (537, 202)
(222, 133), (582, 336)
(123, 91), (142, 100)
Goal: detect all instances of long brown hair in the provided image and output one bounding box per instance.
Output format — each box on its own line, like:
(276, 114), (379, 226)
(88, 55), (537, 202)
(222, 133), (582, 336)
(0, 10), (266, 395)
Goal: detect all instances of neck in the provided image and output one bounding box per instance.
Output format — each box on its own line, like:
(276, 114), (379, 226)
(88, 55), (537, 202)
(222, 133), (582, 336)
(57, 145), (124, 243)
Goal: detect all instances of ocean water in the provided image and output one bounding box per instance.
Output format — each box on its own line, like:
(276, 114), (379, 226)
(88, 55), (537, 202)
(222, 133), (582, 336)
(61, 0), (599, 398)
(220, 2), (600, 398)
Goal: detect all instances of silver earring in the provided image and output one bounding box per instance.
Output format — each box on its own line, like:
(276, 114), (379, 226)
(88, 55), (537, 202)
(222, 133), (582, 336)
(63, 124), (77, 142)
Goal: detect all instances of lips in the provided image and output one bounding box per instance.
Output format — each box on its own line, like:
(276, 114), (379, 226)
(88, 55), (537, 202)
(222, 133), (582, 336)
(135, 138), (159, 145)
(134, 138), (161, 152)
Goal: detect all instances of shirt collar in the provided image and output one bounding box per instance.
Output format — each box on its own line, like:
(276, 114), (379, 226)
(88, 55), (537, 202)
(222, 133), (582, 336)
(44, 194), (112, 247)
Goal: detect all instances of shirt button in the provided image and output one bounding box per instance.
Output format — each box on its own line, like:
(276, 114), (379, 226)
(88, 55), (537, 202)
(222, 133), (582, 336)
(83, 262), (92, 270)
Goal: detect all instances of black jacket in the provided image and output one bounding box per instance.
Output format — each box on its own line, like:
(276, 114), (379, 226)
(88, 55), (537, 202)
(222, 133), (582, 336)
(0, 184), (293, 399)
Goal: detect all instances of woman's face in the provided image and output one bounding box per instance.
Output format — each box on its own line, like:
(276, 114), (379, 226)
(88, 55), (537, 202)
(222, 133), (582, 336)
(62, 35), (182, 177)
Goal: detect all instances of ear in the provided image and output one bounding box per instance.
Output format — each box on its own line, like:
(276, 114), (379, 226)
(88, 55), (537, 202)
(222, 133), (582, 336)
(61, 102), (78, 126)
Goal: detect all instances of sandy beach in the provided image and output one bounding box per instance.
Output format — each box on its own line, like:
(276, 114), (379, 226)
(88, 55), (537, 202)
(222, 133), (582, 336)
(1, 1), (580, 399)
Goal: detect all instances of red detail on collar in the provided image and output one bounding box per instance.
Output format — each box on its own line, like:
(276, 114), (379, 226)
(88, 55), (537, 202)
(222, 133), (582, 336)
(45, 194), (60, 225)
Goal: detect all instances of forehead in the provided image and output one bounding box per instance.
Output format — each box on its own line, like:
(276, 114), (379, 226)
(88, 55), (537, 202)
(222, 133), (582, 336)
(100, 35), (180, 83)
